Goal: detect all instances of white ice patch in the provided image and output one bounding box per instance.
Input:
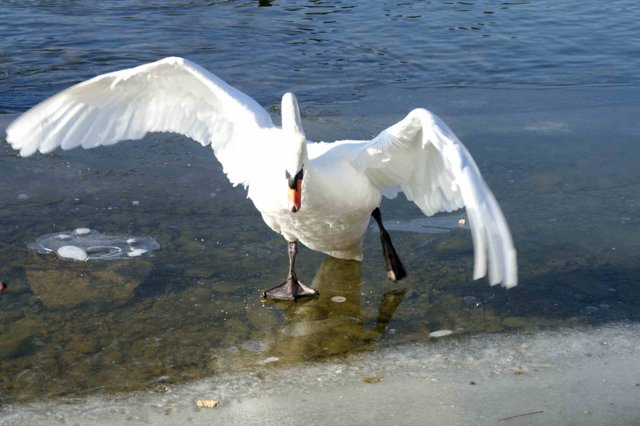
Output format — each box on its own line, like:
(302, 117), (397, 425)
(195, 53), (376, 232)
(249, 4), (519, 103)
(127, 248), (148, 257)
(74, 227), (91, 235)
(2, 323), (639, 426)
(523, 121), (570, 134)
(429, 329), (453, 338)
(28, 228), (160, 261)
(56, 245), (88, 261)
(258, 356), (280, 365)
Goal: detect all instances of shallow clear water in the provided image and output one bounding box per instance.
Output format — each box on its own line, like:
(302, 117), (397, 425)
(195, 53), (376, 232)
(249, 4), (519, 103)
(1, 0), (639, 409)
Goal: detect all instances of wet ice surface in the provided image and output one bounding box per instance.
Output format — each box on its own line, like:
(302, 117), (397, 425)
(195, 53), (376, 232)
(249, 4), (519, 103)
(0, 86), (639, 423)
(2, 0), (640, 422)
(375, 215), (468, 234)
(29, 228), (160, 261)
(1, 323), (638, 426)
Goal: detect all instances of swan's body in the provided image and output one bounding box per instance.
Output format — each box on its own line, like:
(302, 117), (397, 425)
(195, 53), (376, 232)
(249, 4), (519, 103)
(253, 139), (381, 260)
(6, 57), (518, 298)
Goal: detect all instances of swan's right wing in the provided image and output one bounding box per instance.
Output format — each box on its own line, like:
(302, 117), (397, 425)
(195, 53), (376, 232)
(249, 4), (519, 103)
(352, 108), (517, 288)
(6, 57), (274, 187)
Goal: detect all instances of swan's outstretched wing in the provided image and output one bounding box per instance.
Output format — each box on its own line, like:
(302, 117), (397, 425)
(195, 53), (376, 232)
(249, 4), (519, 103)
(352, 108), (517, 288)
(6, 57), (273, 186)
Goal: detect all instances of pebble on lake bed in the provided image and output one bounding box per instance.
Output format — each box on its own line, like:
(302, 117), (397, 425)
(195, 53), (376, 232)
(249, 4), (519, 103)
(330, 296), (347, 303)
(429, 329), (453, 338)
(195, 399), (219, 409)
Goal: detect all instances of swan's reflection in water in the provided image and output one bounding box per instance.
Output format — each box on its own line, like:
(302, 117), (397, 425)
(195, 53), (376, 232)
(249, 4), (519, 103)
(266, 257), (406, 362)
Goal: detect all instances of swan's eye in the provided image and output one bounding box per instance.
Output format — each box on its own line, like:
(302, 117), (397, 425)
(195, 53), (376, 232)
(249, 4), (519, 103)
(286, 168), (304, 189)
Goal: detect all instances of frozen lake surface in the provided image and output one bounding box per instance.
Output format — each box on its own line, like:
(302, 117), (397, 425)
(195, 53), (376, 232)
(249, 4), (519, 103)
(1, 0), (639, 423)
(2, 323), (639, 425)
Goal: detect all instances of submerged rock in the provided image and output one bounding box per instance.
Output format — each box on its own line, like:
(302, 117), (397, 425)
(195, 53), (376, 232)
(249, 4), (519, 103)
(0, 318), (42, 358)
(25, 257), (152, 309)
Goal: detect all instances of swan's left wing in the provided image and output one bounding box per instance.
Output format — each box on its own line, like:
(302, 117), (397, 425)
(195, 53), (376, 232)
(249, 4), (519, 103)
(6, 57), (274, 187)
(351, 108), (517, 288)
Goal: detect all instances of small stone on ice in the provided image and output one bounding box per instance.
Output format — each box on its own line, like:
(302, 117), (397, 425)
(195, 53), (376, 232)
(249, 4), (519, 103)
(74, 228), (91, 235)
(258, 356), (280, 365)
(429, 329), (453, 338)
(363, 376), (383, 384)
(57, 245), (88, 261)
(195, 399), (219, 409)
(331, 296), (347, 303)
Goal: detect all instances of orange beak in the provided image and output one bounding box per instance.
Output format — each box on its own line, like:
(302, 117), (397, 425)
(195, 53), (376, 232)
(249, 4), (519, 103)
(287, 168), (304, 213)
(288, 178), (302, 213)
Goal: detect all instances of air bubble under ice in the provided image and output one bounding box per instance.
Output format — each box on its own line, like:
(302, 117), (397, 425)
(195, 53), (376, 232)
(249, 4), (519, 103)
(28, 228), (160, 261)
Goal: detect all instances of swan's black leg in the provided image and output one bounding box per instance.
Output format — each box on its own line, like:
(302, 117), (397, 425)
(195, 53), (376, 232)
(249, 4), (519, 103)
(262, 241), (319, 301)
(372, 207), (407, 282)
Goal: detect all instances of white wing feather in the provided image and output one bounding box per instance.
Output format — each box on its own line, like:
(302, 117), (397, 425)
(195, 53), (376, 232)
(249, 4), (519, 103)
(6, 57), (274, 187)
(354, 108), (517, 288)
(7, 60), (516, 287)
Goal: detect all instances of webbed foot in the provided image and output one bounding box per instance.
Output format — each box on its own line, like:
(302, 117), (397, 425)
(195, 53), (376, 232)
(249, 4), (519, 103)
(262, 278), (319, 301)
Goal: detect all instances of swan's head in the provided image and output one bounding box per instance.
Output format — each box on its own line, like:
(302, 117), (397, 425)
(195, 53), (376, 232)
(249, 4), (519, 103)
(281, 92), (307, 213)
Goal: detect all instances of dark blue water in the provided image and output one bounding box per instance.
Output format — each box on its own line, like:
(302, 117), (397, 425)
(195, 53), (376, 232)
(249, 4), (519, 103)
(2, 0), (640, 112)
(1, 0), (640, 409)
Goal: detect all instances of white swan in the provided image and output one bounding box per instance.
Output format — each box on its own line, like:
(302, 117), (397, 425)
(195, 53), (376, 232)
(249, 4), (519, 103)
(6, 57), (517, 300)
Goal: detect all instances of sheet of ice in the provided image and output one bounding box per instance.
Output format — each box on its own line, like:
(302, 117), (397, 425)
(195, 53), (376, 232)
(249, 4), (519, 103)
(28, 228), (160, 261)
(379, 215), (469, 234)
(2, 323), (638, 425)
